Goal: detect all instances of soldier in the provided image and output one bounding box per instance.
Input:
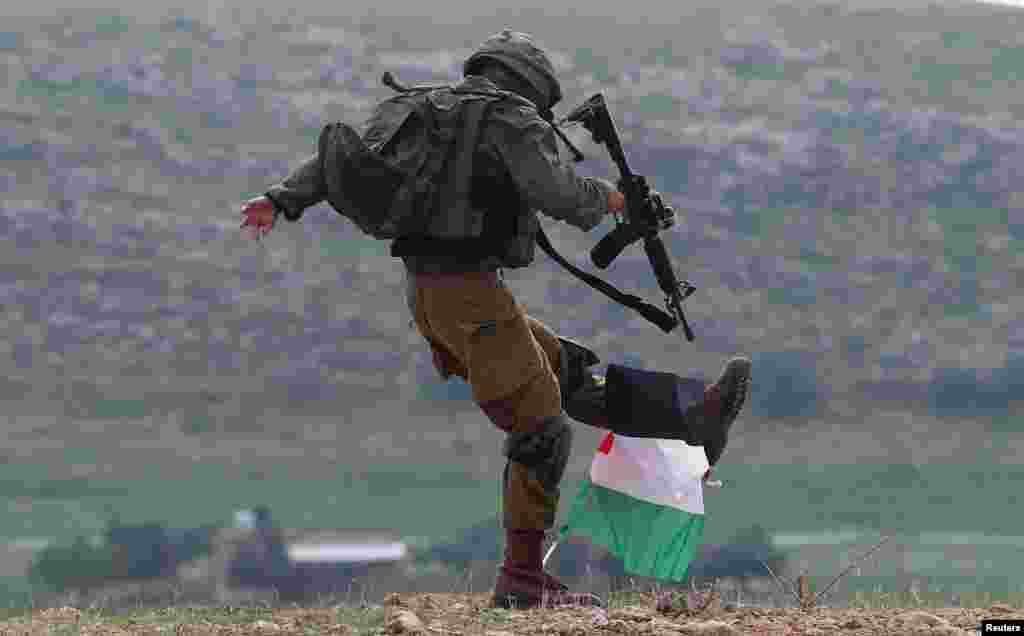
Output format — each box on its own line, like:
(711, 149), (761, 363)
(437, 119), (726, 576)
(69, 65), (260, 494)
(240, 30), (751, 609)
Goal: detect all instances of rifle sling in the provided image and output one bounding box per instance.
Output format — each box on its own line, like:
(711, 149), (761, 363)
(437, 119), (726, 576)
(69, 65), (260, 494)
(535, 226), (678, 334)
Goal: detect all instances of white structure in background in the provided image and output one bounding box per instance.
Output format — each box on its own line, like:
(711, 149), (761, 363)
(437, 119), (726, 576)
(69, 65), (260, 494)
(288, 540), (408, 564)
(209, 509), (411, 604)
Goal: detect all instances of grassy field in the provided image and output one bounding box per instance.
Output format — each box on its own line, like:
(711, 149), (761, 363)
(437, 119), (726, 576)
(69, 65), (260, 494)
(3, 447), (1024, 606)
(2, 413), (1021, 546)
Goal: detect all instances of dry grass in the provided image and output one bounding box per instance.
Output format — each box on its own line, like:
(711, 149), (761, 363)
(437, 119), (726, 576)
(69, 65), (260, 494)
(2, 581), (1022, 635)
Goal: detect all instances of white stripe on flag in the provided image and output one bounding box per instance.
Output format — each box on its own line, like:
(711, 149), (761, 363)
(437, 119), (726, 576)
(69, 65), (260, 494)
(590, 434), (708, 516)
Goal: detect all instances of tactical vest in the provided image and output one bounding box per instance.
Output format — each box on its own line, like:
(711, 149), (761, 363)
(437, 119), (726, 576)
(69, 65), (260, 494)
(318, 81), (527, 266)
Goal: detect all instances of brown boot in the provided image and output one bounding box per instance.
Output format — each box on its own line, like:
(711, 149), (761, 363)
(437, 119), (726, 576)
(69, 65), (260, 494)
(687, 356), (751, 466)
(491, 565), (605, 609)
(492, 528), (604, 610)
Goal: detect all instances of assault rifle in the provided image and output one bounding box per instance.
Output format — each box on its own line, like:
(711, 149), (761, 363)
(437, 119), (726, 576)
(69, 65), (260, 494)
(381, 73), (697, 341)
(552, 93), (697, 341)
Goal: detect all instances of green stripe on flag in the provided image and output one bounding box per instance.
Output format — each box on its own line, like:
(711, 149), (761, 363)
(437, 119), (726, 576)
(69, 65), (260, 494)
(560, 478), (705, 582)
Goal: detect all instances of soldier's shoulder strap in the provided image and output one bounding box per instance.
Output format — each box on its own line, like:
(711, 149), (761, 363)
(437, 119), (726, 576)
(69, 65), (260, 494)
(436, 91), (506, 234)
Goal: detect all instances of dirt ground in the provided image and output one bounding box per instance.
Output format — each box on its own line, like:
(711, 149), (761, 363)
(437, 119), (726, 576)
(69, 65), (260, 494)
(3, 592), (1023, 635)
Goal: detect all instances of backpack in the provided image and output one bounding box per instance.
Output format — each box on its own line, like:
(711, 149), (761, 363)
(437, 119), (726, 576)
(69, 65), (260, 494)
(316, 85), (509, 241)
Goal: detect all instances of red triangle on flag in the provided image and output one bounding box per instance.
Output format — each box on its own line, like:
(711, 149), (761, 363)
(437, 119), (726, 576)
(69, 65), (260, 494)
(597, 432), (615, 455)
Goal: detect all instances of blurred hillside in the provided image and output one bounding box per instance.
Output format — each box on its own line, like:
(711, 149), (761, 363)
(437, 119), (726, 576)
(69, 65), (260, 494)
(1, 0), (1023, 605)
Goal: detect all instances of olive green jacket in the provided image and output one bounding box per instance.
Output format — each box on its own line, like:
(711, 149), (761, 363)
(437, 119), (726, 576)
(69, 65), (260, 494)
(265, 76), (615, 273)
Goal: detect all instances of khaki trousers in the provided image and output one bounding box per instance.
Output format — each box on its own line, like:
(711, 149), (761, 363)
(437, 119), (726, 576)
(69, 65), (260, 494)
(408, 268), (573, 531)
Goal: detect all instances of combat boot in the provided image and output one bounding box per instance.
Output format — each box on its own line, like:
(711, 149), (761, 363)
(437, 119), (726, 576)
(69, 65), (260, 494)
(601, 356), (751, 460)
(491, 566), (605, 609)
(491, 529), (604, 610)
(685, 356), (751, 466)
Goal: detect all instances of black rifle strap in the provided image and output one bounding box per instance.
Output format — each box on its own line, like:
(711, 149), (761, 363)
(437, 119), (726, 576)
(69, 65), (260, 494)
(534, 226), (678, 333)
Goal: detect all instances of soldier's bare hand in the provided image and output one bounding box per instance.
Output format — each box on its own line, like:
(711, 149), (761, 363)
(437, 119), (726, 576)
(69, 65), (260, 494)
(239, 196), (278, 240)
(607, 190), (626, 217)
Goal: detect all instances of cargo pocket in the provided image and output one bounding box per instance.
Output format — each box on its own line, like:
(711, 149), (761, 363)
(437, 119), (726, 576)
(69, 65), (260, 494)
(454, 278), (547, 406)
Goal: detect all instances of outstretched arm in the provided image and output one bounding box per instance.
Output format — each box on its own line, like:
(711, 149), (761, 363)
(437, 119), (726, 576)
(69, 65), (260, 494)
(264, 152), (326, 222)
(239, 152), (325, 240)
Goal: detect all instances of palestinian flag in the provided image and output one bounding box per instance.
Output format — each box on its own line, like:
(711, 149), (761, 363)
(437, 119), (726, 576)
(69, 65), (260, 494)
(559, 431), (709, 581)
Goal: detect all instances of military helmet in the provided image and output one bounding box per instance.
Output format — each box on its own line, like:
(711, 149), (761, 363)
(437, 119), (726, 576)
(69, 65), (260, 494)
(463, 29), (563, 110)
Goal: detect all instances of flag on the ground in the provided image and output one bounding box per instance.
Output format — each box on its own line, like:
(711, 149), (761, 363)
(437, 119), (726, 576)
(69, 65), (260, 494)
(559, 431), (710, 581)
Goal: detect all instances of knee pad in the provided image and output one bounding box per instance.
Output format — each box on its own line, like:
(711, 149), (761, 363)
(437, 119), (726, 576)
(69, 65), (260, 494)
(503, 413), (573, 490)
